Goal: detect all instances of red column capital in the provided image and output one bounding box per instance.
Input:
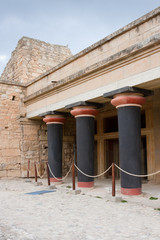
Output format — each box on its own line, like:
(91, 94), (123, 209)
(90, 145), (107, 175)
(71, 106), (99, 118)
(43, 114), (66, 124)
(111, 93), (146, 108)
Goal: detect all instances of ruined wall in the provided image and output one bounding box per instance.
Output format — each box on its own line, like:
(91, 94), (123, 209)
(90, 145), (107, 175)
(0, 36), (72, 178)
(20, 120), (48, 178)
(0, 83), (25, 177)
(0, 82), (47, 178)
(0, 80), (76, 178)
(0, 36), (72, 84)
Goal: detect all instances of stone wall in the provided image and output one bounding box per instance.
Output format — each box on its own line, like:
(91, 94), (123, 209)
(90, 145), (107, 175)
(20, 119), (48, 178)
(0, 36), (73, 178)
(0, 36), (72, 84)
(0, 83), (25, 177)
(0, 81), (46, 178)
(0, 83), (76, 178)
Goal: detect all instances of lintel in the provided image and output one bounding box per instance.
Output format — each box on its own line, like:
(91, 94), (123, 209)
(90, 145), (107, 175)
(65, 101), (104, 109)
(103, 86), (154, 99)
(39, 111), (69, 117)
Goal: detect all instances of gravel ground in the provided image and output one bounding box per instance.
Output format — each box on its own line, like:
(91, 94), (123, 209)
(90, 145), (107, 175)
(0, 178), (160, 240)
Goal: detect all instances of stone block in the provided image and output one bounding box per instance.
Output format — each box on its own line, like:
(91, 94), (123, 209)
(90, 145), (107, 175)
(69, 189), (81, 195)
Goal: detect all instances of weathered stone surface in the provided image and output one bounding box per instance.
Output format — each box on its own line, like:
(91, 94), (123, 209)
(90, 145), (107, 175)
(0, 36), (72, 84)
(0, 37), (73, 178)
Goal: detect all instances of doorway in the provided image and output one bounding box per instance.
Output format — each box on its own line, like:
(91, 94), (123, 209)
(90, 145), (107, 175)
(105, 137), (147, 179)
(105, 139), (119, 178)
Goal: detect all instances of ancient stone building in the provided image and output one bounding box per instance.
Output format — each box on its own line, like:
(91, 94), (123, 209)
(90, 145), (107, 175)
(0, 7), (160, 195)
(0, 37), (72, 177)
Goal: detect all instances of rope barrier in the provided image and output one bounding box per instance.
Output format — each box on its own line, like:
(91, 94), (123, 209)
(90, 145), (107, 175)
(35, 162), (47, 179)
(74, 163), (112, 178)
(48, 162), (73, 181)
(114, 163), (160, 177)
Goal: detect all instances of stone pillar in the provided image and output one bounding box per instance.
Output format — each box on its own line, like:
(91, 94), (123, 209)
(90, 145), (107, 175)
(111, 93), (146, 195)
(71, 106), (98, 187)
(43, 114), (65, 182)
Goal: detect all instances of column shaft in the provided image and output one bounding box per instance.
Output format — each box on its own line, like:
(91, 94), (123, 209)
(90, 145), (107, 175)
(47, 123), (63, 181)
(111, 93), (146, 195)
(71, 106), (98, 188)
(76, 117), (94, 187)
(118, 106), (141, 194)
(43, 114), (65, 182)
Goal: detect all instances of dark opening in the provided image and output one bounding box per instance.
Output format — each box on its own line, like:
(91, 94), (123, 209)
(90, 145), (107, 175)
(141, 136), (147, 181)
(103, 116), (118, 133)
(105, 139), (119, 178)
(11, 96), (15, 101)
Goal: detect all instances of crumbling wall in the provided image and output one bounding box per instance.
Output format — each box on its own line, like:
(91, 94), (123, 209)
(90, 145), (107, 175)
(0, 83), (25, 177)
(20, 120), (48, 178)
(0, 36), (72, 84)
(0, 36), (72, 178)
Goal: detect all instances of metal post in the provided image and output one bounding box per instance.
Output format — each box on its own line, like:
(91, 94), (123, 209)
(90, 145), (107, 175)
(27, 160), (30, 178)
(72, 162), (75, 190)
(34, 162), (37, 182)
(112, 163), (115, 197)
(46, 162), (50, 186)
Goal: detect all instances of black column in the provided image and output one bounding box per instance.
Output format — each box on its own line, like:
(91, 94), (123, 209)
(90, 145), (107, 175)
(118, 106), (141, 194)
(76, 116), (94, 187)
(47, 123), (63, 182)
(71, 106), (98, 188)
(110, 93), (146, 195)
(43, 114), (65, 183)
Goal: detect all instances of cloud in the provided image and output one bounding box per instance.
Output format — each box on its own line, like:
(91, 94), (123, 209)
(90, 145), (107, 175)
(0, 55), (8, 63)
(0, 55), (9, 75)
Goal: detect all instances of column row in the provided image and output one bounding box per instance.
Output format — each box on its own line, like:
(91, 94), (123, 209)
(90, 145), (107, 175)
(43, 87), (151, 195)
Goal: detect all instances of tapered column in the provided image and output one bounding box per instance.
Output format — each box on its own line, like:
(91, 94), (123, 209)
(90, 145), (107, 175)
(71, 106), (98, 188)
(43, 115), (65, 182)
(111, 94), (146, 195)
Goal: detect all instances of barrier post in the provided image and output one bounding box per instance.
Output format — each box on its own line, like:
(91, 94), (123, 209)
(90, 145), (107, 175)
(72, 162), (75, 190)
(34, 162), (37, 182)
(27, 160), (30, 178)
(112, 163), (115, 197)
(46, 162), (50, 186)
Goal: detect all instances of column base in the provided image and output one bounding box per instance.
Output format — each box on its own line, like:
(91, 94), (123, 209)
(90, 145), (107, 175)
(78, 181), (94, 188)
(50, 177), (62, 183)
(121, 187), (142, 195)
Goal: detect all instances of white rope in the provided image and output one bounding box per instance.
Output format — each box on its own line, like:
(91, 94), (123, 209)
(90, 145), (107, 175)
(35, 162), (47, 179)
(114, 164), (160, 177)
(74, 163), (112, 178)
(48, 162), (73, 181)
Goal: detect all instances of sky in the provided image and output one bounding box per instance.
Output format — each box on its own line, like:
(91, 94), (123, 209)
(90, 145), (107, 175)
(0, 0), (160, 75)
